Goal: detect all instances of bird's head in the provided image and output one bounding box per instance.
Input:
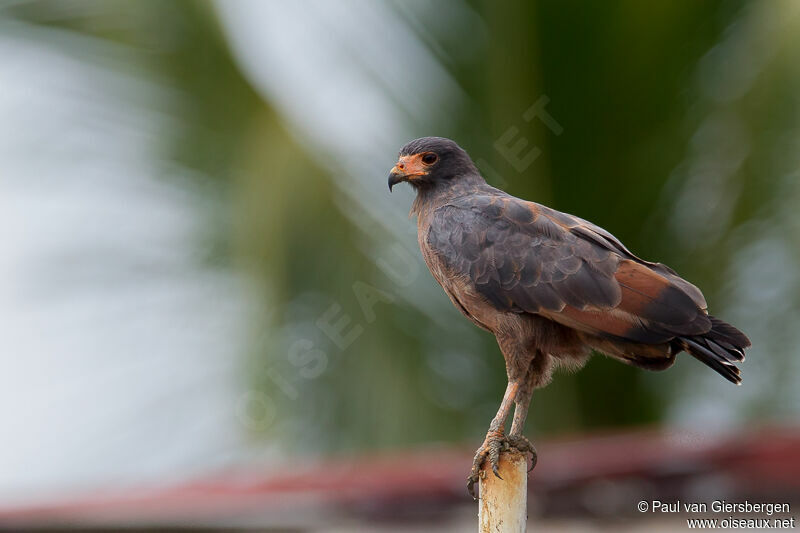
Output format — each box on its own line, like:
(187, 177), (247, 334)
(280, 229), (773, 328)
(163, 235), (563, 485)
(388, 137), (479, 192)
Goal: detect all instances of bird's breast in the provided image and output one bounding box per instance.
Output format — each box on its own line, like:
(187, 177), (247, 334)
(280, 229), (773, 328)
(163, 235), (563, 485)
(417, 219), (498, 332)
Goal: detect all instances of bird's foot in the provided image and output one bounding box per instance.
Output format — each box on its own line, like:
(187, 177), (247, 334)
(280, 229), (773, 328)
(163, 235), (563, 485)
(507, 434), (538, 472)
(466, 430), (538, 500)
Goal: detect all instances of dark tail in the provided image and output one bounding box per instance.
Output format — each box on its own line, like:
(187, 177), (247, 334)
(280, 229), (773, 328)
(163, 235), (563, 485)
(676, 316), (751, 385)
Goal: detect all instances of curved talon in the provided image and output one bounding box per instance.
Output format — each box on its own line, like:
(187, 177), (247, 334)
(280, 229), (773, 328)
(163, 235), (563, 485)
(467, 461), (485, 500)
(492, 464), (502, 480)
(528, 451), (538, 472)
(467, 475), (478, 501)
(467, 468), (485, 500)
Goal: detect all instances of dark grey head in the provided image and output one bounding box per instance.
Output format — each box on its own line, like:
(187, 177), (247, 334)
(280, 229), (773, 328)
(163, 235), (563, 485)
(388, 137), (479, 192)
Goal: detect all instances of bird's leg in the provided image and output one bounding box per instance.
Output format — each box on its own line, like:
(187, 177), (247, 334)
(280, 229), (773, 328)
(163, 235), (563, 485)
(467, 380), (518, 499)
(508, 385), (537, 472)
(509, 391), (530, 435)
(507, 355), (545, 472)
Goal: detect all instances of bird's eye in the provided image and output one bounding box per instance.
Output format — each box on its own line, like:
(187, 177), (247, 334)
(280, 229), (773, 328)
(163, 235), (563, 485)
(421, 153), (438, 165)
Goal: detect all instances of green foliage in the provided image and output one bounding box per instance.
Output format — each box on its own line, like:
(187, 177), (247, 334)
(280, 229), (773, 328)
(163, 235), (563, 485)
(9, 0), (798, 455)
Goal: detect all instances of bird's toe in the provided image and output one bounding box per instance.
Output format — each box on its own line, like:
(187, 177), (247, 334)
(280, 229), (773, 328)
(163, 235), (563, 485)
(507, 434), (538, 472)
(468, 430), (516, 498)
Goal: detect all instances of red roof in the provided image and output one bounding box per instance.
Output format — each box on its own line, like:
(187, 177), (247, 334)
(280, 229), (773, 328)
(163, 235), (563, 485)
(2, 426), (799, 528)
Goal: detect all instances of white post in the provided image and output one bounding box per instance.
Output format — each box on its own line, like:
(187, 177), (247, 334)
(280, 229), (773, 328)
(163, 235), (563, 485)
(478, 450), (528, 532)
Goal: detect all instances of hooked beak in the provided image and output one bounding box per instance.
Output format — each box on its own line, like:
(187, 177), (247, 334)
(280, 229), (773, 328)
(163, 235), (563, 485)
(388, 154), (428, 192)
(387, 169), (404, 192)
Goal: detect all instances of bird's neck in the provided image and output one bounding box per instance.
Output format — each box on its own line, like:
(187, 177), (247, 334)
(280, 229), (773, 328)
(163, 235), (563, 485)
(410, 172), (488, 219)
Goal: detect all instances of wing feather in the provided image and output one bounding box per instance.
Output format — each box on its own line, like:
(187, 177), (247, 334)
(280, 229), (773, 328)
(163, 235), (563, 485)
(427, 192), (711, 345)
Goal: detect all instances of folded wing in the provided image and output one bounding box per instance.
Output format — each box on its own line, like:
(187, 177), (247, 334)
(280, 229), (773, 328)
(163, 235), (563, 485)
(427, 193), (712, 345)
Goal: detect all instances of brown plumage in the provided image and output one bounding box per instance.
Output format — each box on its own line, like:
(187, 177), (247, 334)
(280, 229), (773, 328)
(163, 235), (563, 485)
(387, 136), (750, 498)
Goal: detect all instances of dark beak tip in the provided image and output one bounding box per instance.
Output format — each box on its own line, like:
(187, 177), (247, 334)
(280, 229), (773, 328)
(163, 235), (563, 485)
(387, 172), (402, 192)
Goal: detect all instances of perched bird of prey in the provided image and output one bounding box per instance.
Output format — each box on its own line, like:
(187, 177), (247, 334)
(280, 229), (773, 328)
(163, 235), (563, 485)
(387, 137), (750, 498)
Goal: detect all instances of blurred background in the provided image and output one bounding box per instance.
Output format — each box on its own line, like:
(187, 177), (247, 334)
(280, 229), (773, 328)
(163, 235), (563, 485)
(1, 0), (799, 531)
